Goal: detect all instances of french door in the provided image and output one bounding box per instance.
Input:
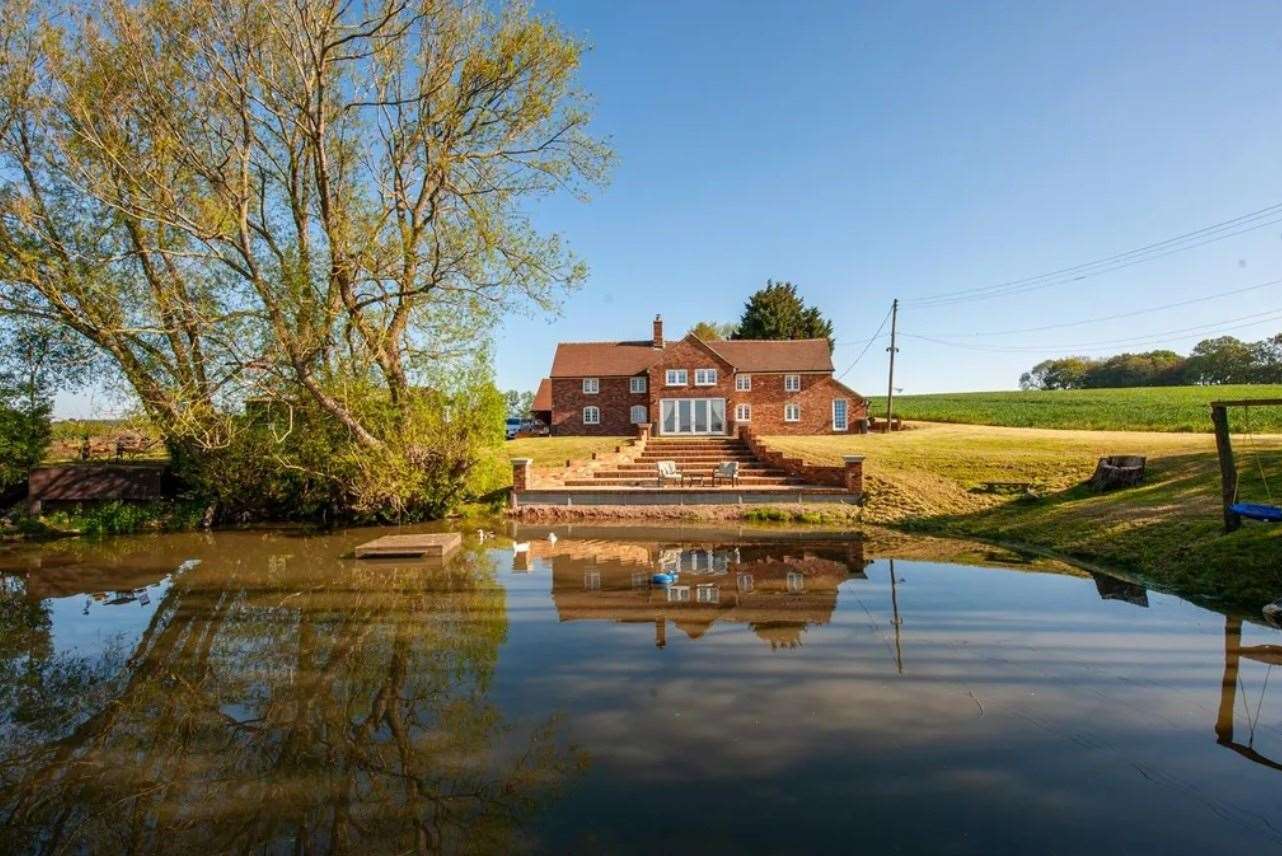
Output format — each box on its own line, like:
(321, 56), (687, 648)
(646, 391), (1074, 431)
(660, 398), (726, 435)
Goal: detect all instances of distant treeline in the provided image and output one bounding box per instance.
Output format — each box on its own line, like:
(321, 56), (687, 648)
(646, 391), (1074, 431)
(1019, 333), (1282, 390)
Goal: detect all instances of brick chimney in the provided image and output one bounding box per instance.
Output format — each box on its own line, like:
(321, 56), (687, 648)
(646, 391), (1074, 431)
(652, 314), (664, 349)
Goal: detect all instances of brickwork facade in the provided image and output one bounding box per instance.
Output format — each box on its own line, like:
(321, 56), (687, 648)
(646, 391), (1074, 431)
(549, 375), (651, 436)
(544, 319), (869, 437)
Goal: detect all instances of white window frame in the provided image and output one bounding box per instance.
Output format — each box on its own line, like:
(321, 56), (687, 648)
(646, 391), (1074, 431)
(784, 402), (800, 423)
(735, 403), (751, 422)
(735, 374), (751, 391)
(665, 369), (688, 386)
(784, 374), (801, 392)
(582, 406), (601, 425)
(832, 398), (849, 431)
(630, 376), (647, 394)
(582, 377), (600, 394)
(630, 404), (648, 424)
(694, 368), (718, 386)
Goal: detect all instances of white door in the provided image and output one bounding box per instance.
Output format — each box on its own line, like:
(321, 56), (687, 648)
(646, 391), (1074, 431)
(660, 399), (727, 434)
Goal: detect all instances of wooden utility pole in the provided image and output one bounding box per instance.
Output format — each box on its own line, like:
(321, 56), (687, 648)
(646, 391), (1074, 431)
(884, 299), (899, 432)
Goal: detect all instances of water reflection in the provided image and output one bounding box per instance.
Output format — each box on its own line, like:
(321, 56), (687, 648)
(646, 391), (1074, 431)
(0, 534), (579, 854)
(1, 527), (1281, 854)
(546, 538), (867, 650)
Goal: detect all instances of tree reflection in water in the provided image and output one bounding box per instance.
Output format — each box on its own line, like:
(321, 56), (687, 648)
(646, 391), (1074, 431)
(0, 541), (582, 854)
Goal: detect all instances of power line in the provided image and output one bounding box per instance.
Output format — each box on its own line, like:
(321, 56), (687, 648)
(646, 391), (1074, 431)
(907, 202), (1282, 308)
(912, 275), (1282, 339)
(903, 306), (1282, 354)
(837, 305), (894, 379)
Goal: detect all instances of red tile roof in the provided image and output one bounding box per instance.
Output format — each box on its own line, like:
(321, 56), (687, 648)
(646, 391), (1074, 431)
(550, 340), (664, 377)
(703, 338), (833, 372)
(532, 378), (552, 411)
(548, 336), (833, 377)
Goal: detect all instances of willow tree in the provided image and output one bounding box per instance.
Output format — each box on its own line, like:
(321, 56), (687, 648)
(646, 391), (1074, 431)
(0, 0), (609, 514)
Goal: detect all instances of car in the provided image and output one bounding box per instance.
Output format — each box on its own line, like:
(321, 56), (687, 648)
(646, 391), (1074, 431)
(505, 417), (523, 440)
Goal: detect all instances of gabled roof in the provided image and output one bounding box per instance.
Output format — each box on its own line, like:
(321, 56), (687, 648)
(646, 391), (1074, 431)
(532, 378), (552, 412)
(548, 336), (834, 377)
(550, 340), (661, 377)
(703, 338), (833, 372)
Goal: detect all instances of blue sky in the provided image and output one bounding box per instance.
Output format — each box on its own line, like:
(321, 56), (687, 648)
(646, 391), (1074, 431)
(54, 1), (1282, 416)
(491, 0), (1282, 399)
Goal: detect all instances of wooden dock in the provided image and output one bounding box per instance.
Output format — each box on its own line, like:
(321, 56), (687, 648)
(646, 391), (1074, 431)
(354, 532), (462, 559)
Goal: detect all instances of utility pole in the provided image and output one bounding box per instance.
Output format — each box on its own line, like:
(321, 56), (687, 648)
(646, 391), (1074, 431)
(885, 298), (899, 432)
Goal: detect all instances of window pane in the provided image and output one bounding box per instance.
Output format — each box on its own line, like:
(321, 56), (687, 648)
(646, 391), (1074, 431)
(710, 399), (725, 433)
(678, 399), (692, 432)
(663, 401), (676, 433)
(694, 399), (708, 432)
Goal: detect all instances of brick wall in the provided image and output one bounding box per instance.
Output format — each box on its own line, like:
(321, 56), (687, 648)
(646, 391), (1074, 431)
(549, 376), (649, 436)
(645, 338), (737, 432)
(548, 336), (869, 437)
(739, 427), (863, 495)
(736, 373), (869, 435)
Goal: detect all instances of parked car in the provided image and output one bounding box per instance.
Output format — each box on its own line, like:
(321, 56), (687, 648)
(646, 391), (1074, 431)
(505, 417), (523, 440)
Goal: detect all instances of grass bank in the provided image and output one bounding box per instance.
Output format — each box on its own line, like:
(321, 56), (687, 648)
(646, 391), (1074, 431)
(866, 384), (1282, 432)
(765, 424), (1282, 609)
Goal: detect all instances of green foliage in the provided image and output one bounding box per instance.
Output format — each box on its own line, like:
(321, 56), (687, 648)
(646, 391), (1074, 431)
(732, 280), (834, 349)
(687, 321), (737, 341)
(504, 390), (535, 420)
(178, 370), (509, 523)
(1020, 333), (1282, 389)
(0, 394), (50, 488)
(869, 384), (1282, 432)
(41, 500), (205, 537)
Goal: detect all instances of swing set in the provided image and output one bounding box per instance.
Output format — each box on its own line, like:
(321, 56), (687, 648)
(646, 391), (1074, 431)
(1211, 398), (1282, 532)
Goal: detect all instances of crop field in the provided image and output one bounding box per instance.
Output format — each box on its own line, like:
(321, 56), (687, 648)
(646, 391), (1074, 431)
(865, 384), (1282, 433)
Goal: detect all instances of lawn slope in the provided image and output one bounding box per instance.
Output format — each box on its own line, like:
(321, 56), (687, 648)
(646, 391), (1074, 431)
(765, 424), (1282, 608)
(866, 384), (1282, 433)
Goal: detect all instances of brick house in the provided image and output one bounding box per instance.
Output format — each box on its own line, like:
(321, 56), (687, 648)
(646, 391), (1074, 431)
(538, 316), (868, 436)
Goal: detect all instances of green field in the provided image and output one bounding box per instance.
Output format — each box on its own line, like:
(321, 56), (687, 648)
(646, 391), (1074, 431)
(867, 384), (1282, 433)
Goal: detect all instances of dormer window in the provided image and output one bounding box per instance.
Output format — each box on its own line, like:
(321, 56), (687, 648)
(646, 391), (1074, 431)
(694, 368), (718, 386)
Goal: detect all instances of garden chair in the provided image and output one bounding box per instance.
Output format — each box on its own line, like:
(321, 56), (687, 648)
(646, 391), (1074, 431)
(656, 460), (684, 487)
(711, 461), (739, 487)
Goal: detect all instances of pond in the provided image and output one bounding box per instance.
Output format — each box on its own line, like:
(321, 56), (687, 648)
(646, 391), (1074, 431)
(0, 524), (1279, 854)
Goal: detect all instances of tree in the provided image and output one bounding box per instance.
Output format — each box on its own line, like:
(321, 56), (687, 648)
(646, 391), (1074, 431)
(731, 281), (834, 349)
(1019, 356), (1095, 390)
(687, 321), (736, 341)
(504, 390), (535, 419)
(1185, 337), (1257, 385)
(1082, 350), (1186, 388)
(0, 0), (610, 516)
(0, 324), (89, 486)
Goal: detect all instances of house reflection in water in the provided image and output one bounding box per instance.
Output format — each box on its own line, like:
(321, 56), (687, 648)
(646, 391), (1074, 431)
(548, 539), (868, 649)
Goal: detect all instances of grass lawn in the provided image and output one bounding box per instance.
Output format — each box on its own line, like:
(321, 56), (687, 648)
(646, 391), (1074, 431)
(503, 436), (629, 470)
(765, 424), (1282, 609)
(865, 384), (1282, 433)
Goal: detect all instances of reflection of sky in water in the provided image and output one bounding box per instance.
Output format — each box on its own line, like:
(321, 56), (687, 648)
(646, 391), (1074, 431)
(45, 574), (174, 660)
(12, 534), (1282, 855)
(493, 550), (1282, 854)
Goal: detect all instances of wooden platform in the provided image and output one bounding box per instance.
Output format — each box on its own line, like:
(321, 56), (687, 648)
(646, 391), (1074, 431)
(354, 532), (462, 559)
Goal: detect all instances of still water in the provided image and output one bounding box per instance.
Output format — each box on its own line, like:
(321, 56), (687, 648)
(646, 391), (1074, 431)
(1, 524), (1280, 854)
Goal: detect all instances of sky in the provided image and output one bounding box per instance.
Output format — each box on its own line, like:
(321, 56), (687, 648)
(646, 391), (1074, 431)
(490, 0), (1282, 399)
(54, 0), (1282, 416)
